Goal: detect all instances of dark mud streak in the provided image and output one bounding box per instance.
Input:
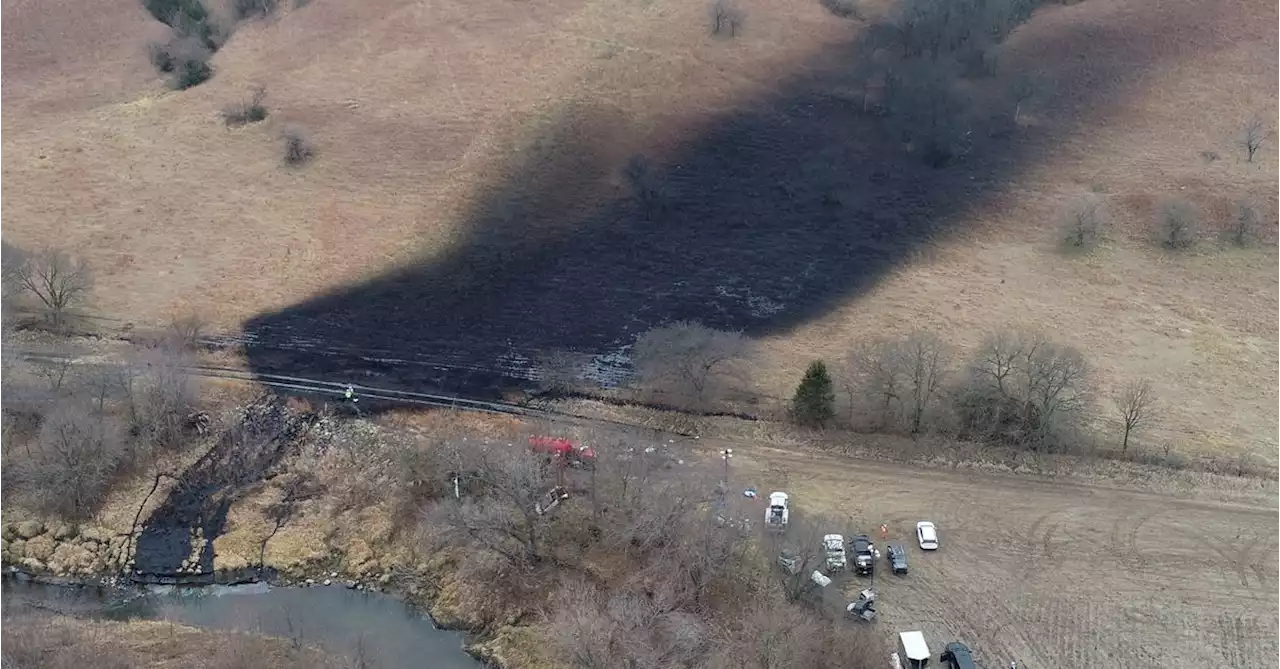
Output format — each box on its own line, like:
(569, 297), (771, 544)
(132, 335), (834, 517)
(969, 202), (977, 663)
(243, 2), (1212, 401)
(132, 397), (317, 581)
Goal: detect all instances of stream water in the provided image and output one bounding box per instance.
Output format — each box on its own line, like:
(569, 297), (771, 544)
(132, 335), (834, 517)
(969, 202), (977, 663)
(2, 579), (484, 669)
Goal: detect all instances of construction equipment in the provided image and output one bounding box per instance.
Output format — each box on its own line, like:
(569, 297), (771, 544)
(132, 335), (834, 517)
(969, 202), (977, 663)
(529, 436), (597, 469)
(846, 587), (878, 622)
(535, 486), (570, 516)
(822, 534), (847, 572)
(764, 492), (790, 531)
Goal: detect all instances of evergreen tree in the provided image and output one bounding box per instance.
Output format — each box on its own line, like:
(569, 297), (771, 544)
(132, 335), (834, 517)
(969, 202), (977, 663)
(792, 360), (835, 427)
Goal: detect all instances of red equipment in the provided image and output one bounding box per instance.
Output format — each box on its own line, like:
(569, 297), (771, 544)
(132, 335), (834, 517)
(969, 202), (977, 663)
(529, 436), (597, 468)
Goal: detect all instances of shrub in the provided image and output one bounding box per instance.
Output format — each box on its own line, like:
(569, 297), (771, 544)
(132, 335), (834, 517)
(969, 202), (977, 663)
(820, 0), (864, 19)
(1225, 199), (1260, 247)
(792, 360), (836, 427)
(232, 0), (279, 21)
(222, 86), (269, 127)
(1061, 197), (1102, 251)
(173, 56), (214, 90)
(9, 402), (125, 520)
(1158, 198), (1198, 250)
(282, 125), (315, 166)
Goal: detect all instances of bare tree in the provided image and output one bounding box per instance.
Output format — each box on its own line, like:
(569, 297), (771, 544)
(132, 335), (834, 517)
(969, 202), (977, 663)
(1158, 198), (1198, 250)
(848, 338), (904, 429)
(708, 0), (745, 38)
(424, 443), (557, 566)
(121, 341), (199, 455)
(2, 241), (29, 316)
(959, 330), (1092, 449)
(1240, 115), (1268, 163)
(552, 581), (712, 669)
(631, 321), (751, 410)
(899, 331), (951, 434)
(1007, 71), (1042, 124)
(1113, 378), (1155, 452)
(14, 248), (92, 329)
(1062, 197), (1103, 251)
(848, 331), (950, 433)
(535, 349), (589, 395)
(12, 401), (124, 519)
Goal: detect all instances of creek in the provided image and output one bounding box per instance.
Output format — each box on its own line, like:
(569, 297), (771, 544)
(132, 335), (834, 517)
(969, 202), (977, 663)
(2, 578), (484, 669)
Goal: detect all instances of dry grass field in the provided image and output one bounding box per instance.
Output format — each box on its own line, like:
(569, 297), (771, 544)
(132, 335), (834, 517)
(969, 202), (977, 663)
(3, 0), (1276, 464)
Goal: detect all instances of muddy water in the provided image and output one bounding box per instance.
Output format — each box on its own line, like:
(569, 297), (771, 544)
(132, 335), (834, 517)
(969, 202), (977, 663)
(2, 580), (483, 669)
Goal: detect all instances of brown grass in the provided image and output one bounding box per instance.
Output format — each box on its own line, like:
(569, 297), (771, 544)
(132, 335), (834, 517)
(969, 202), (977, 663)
(2, 0), (1275, 464)
(0, 614), (344, 669)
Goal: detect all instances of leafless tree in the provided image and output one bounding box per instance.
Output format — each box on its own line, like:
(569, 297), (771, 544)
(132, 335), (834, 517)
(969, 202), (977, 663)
(707, 604), (885, 669)
(1113, 378), (1155, 452)
(708, 0), (745, 38)
(1240, 115), (1268, 163)
(13, 248), (92, 329)
(959, 330), (1092, 449)
(424, 443), (557, 566)
(552, 581), (712, 669)
(535, 349), (589, 395)
(13, 401), (124, 519)
(899, 331), (951, 434)
(849, 331), (950, 433)
(631, 321), (751, 410)
(121, 341), (199, 455)
(1062, 197), (1103, 251)
(1008, 71), (1042, 123)
(1158, 198), (1198, 250)
(2, 241), (29, 319)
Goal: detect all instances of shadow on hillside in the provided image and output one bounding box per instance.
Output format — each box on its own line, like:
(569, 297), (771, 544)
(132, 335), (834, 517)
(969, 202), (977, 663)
(241, 0), (1206, 402)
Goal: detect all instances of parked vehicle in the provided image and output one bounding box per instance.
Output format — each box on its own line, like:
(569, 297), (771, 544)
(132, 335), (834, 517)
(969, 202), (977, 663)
(822, 534), (847, 572)
(529, 436), (597, 469)
(765, 492), (790, 531)
(940, 642), (977, 669)
(916, 521), (939, 550)
(895, 631), (931, 669)
(852, 534), (875, 576)
(846, 587), (877, 622)
(887, 542), (909, 575)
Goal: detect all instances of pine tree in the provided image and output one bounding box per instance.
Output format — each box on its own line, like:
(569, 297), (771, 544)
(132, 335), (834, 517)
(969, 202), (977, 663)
(792, 360), (835, 427)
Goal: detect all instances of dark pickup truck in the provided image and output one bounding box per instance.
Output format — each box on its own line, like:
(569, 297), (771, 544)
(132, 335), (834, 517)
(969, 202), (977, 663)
(852, 534), (875, 576)
(886, 542), (909, 575)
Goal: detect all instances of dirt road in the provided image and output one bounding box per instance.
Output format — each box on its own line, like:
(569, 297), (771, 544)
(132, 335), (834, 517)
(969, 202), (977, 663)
(715, 441), (1278, 669)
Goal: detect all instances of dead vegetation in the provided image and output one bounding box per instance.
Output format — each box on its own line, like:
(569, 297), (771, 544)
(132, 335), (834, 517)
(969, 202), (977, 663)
(222, 86), (269, 127)
(0, 612), (355, 669)
(282, 125), (316, 166)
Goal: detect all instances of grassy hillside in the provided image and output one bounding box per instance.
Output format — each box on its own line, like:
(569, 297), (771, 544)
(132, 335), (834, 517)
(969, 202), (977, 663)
(2, 0), (1275, 461)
